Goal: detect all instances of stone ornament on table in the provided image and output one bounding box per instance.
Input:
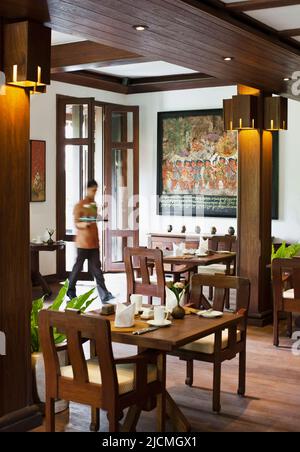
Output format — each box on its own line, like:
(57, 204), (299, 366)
(211, 226), (217, 235)
(114, 303), (135, 328)
(167, 225), (173, 233)
(195, 225), (201, 234)
(181, 225), (186, 234)
(228, 227), (235, 236)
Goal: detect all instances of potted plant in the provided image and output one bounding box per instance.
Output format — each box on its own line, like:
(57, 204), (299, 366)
(31, 280), (97, 413)
(166, 281), (189, 319)
(271, 242), (300, 261)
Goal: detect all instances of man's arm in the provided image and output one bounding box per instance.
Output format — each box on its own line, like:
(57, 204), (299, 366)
(74, 203), (89, 230)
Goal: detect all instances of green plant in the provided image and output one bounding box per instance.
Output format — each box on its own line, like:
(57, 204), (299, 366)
(31, 280), (97, 353)
(271, 242), (300, 262)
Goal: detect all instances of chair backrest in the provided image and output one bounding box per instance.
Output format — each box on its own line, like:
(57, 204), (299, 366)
(189, 274), (250, 314)
(39, 309), (118, 406)
(124, 247), (166, 304)
(272, 258), (300, 311)
(208, 235), (237, 252)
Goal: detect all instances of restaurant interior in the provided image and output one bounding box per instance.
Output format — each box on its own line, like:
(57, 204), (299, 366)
(1, 0), (300, 433)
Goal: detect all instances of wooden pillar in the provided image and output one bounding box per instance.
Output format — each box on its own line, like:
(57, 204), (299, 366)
(0, 20), (42, 431)
(237, 86), (273, 326)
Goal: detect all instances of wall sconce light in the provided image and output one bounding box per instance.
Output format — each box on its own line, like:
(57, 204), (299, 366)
(223, 98), (233, 131)
(232, 94), (258, 130)
(264, 96), (288, 131)
(4, 21), (51, 90)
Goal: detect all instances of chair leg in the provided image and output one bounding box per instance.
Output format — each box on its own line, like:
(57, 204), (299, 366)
(212, 362), (222, 413)
(273, 311), (280, 347)
(209, 286), (213, 301)
(45, 397), (55, 432)
(287, 312), (293, 338)
(185, 360), (194, 387)
(90, 407), (100, 432)
(108, 411), (119, 432)
(238, 350), (246, 396)
(225, 288), (230, 310)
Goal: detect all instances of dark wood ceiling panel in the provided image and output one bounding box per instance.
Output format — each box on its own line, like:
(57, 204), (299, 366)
(51, 41), (151, 73)
(1, 0), (300, 94)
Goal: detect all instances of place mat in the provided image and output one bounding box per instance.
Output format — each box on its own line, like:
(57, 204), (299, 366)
(110, 320), (149, 333)
(165, 255), (196, 260)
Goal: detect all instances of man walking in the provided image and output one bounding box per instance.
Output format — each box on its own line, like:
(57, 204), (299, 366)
(67, 180), (114, 304)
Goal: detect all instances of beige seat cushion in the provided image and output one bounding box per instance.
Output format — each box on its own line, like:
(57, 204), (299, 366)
(61, 359), (157, 395)
(283, 289), (295, 299)
(180, 329), (241, 355)
(197, 264), (234, 275)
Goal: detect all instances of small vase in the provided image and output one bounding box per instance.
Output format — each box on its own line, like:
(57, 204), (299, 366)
(172, 304), (185, 320)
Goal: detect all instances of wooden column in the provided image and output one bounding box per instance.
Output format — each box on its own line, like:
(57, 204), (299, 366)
(0, 21), (42, 431)
(237, 86), (273, 326)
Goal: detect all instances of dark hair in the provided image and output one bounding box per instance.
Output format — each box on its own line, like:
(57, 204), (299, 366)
(87, 179), (98, 188)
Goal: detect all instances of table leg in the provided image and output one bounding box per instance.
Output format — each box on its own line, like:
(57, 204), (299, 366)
(122, 406), (142, 432)
(166, 392), (191, 432)
(156, 352), (166, 432)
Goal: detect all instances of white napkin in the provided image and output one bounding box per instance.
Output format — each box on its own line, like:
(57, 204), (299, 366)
(114, 303), (135, 328)
(166, 287), (186, 312)
(173, 242), (185, 256)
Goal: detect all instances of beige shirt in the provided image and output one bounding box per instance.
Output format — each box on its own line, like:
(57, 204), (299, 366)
(74, 198), (99, 249)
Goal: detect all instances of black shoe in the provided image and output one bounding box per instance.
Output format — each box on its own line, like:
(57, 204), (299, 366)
(101, 292), (115, 304)
(67, 290), (77, 300)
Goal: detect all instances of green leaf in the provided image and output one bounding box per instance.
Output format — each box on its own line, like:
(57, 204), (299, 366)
(49, 280), (69, 311)
(66, 287), (95, 312)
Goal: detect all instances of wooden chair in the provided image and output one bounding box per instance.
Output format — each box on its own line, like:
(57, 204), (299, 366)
(39, 309), (165, 432)
(200, 235), (237, 307)
(171, 274), (250, 413)
(272, 258), (300, 347)
(125, 247), (167, 305)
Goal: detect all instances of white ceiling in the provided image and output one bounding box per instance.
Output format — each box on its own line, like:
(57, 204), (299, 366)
(246, 5), (300, 31)
(91, 61), (197, 79)
(51, 31), (87, 46)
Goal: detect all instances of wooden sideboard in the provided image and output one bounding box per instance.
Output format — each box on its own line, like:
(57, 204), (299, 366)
(148, 233), (200, 251)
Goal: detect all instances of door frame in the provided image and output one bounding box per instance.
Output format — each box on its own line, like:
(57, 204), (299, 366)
(103, 104), (139, 272)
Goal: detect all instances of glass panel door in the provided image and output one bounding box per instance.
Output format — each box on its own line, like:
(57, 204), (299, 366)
(104, 105), (139, 272)
(56, 97), (94, 279)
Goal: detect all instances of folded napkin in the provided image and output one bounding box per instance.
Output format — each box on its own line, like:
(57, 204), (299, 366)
(114, 303), (135, 328)
(173, 242), (185, 256)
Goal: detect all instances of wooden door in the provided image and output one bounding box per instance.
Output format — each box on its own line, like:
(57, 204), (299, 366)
(103, 105), (139, 272)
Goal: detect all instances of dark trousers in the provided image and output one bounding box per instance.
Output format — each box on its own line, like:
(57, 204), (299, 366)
(68, 248), (109, 301)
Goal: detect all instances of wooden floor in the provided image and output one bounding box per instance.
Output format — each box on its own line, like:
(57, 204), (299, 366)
(32, 320), (300, 432)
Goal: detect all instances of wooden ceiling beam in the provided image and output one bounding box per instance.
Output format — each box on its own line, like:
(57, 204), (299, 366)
(225, 0), (300, 12)
(51, 70), (228, 95)
(51, 40), (149, 73)
(280, 28), (300, 37)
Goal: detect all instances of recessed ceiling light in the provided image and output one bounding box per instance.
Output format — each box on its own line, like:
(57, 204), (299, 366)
(283, 77), (291, 82)
(223, 57), (233, 62)
(133, 25), (149, 31)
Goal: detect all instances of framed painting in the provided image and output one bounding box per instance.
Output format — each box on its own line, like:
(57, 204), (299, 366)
(157, 109), (279, 219)
(30, 140), (46, 202)
(157, 109), (238, 218)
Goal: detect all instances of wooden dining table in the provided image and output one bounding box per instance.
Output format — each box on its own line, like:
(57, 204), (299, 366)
(88, 309), (243, 432)
(163, 251), (236, 272)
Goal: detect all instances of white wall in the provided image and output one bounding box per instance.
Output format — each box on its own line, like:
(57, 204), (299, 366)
(30, 81), (127, 275)
(127, 86), (238, 245)
(30, 82), (300, 275)
(272, 99), (300, 242)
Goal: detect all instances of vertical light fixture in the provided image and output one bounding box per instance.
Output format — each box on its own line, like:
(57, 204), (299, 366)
(223, 98), (233, 131)
(264, 96), (288, 131)
(4, 21), (51, 89)
(232, 95), (258, 130)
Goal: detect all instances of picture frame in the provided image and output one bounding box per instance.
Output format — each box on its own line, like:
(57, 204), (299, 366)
(157, 109), (238, 218)
(157, 109), (279, 219)
(30, 140), (46, 202)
